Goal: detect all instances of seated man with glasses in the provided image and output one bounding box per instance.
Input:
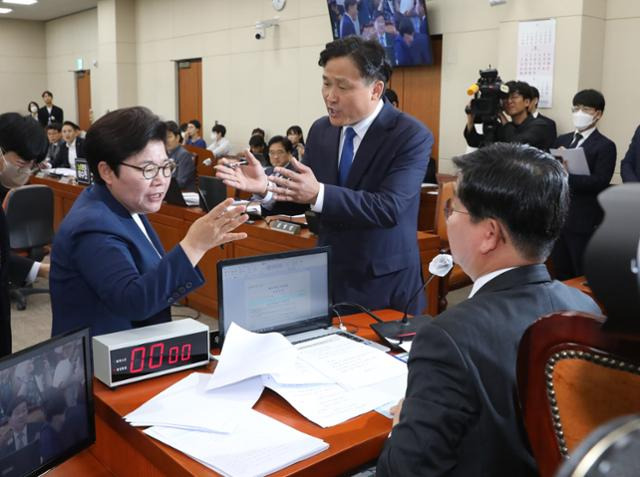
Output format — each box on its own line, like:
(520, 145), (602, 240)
(50, 107), (248, 336)
(464, 80), (552, 150)
(550, 89), (616, 280)
(377, 142), (600, 477)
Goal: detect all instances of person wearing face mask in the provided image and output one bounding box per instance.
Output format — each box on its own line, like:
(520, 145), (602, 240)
(551, 89), (616, 280)
(27, 102), (39, 121)
(0, 112), (49, 357)
(49, 107), (248, 337)
(206, 124), (231, 160)
(165, 120), (196, 192)
(51, 121), (85, 169)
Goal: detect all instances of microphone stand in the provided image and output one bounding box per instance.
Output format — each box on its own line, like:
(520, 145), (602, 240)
(370, 273), (438, 345)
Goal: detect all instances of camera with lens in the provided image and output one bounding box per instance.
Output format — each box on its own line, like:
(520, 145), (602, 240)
(465, 67), (510, 144)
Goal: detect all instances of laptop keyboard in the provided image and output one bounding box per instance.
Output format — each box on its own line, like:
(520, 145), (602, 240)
(289, 329), (390, 353)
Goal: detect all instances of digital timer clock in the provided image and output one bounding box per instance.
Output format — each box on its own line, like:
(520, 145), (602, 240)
(93, 319), (209, 388)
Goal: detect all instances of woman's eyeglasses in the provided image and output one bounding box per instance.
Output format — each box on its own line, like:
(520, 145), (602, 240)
(120, 160), (176, 180)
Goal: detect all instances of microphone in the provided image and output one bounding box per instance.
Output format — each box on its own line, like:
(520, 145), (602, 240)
(370, 254), (453, 345)
(467, 83), (479, 96)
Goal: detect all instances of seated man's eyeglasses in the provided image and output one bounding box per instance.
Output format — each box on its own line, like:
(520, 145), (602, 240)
(444, 197), (470, 220)
(120, 160), (176, 180)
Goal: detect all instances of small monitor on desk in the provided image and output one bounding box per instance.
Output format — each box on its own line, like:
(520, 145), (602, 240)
(0, 328), (95, 477)
(198, 175), (227, 212)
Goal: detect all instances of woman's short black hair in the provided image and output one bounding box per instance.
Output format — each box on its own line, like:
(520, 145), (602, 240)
(319, 36), (391, 86)
(452, 142), (569, 261)
(85, 106), (167, 185)
(573, 89), (606, 111)
(0, 112), (48, 162)
(28, 101), (39, 111)
(267, 135), (293, 154)
(251, 127), (265, 137)
(212, 124), (226, 137)
(286, 125), (305, 145)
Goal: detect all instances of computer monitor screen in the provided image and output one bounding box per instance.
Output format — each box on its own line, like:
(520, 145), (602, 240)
(0, 328), (95, 477)
(217, 247), (331, 341)
(326, 0), (432, 67)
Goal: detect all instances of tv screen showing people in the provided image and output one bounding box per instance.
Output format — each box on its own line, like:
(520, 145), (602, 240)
(0, 328), (94, 477)
(327, 0), (432, 66)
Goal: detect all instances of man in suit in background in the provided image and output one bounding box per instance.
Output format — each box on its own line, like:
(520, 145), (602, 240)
(529, 86), (557, 149)
(620, 124), (640, 182)
(551, 89), (616, 280)
(0, 398), (41, 457)
(37, 91), (64, 127)
(373, 12), (396, 65)
(340, 0), (359, 37)
(51, 121), (85, 169)
(216, 36), (433, 315)
(377, 143), (601, 477)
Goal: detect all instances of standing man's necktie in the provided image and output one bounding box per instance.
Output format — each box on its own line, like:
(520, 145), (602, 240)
(568, 132), (583, 149)
(339, 127), (356, 186)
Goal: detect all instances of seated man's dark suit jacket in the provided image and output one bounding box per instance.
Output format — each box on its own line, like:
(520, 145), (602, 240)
(377, 265), (601, 477)
(268, 102), (433, 315)
(620, 124), (640, 182)
(51, 137), (86, 169)
(464, 114), (551, 150)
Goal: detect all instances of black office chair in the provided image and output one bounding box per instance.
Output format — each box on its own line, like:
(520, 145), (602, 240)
(4, 185), (54, 310)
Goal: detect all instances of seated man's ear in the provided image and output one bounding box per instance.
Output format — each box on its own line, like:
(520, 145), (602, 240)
(478, 218), (506, 255)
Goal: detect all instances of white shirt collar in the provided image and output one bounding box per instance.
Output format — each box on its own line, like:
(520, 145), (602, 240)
(531, 110), (539, 118)
(573, 125), (597, 141)
(468, 267), (516, 298)
(344, 99), (384, 140)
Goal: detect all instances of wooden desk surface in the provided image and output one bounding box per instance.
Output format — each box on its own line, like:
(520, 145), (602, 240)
(47, 448), (114, 476)
(90, 310), (405, 476)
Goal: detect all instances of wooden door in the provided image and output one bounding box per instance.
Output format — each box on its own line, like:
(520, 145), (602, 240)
(75, 70), (92, 131)
(389, 35), (442, 160)
(177, 59), (202, 126)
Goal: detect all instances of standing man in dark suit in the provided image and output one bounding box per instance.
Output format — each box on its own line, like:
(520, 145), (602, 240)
(551, 89), (616, 280)
(216, 36), (433, 315)
(373, 12), (396, 65)
(620, 124), (640, 182)
(37, 91), (64, 127)
(377, 143), (601, 477)
(0, 398), (42, 457)
(529, 85), (557, 149)
(340, 0), (359, 37)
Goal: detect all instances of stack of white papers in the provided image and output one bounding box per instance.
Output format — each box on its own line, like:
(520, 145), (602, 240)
(182, 192), (200, 206)
(145, 410), (328, 477)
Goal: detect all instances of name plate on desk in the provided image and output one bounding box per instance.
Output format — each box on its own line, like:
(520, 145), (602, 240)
(93, 319), (209, 388)
(269, 219), (301, 235)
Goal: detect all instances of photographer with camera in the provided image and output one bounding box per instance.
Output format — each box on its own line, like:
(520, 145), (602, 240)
(464, 79), (552, 150)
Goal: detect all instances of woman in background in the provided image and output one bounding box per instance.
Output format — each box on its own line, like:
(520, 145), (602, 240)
(286, 125), (305, 160)
(27, 102), (39, 121)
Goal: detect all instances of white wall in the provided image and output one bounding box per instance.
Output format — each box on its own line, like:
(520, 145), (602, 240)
(134, 0), (332, 152)
(0, 19), (46, 114)
(45, 8), (98, 124)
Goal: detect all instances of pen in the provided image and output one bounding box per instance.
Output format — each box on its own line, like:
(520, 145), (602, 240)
(226, 159), (248, 168)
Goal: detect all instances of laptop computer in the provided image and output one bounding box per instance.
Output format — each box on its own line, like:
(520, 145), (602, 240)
(164, 176), (188, 207)
(217, 247), (388, 351)
(198, 175), (228, 212)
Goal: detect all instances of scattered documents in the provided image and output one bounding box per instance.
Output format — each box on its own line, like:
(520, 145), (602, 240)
(125, 373), (263, 433)
(549, 147), (591, 175)
(145, 409), (328, 477)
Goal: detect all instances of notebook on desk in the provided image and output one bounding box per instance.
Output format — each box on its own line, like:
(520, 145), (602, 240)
(217, 247), (388, 351)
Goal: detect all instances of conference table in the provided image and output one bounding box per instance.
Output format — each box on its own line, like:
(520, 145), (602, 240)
(31, 175), (442, 317)
(56, 310), (406, 476)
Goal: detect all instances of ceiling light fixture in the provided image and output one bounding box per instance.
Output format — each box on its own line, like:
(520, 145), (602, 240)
(3, 0), (38, 5)
(0, 7), (13, 13)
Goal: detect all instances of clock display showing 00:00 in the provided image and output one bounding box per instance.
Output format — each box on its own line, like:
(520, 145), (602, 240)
(110, 332), (208, 382)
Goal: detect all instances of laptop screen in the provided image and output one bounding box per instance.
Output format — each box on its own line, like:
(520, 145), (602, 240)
(217, 247), (331, 343)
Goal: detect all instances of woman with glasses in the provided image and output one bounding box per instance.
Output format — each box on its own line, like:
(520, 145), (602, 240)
(50, 107), (248, 337)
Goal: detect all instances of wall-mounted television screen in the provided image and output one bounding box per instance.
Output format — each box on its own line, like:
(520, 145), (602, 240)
(327, 0), (432, 67)
(0, 328), (95, 477)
